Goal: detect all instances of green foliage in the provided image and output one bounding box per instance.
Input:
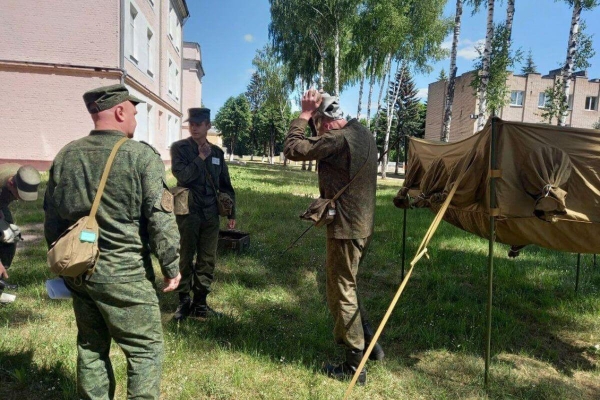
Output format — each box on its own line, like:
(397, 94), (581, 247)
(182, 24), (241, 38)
(592, 118), (600, 129)
(438, 68), (448, 81)
(573, 20), (596, 71)
(521, 49), (539, 74)
(214, 95), (252, 155)
(471, 23), (523, 116)
(540, 79), (570, 125)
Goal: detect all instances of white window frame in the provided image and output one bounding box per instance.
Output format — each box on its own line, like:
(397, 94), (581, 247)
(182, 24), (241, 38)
(168, 58), (174, 96)
(174, 66), (180, 100)
(168, 3), (175, 41)
(129, 4), (139, 63)
(147, 103), (154, 145)
(146, 28), (154, 77)
(147, 0), (154, 7)
(538, 92), (548, 108)
(510, 90), (524, 106)
(567, 94), (574, 110)
(585, 96), (598, 111)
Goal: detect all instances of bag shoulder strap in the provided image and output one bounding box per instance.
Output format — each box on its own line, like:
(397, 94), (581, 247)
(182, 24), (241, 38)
(205, 167), (219, 196)
(331, 136), (373, 202)
(86, 137), (128, 227)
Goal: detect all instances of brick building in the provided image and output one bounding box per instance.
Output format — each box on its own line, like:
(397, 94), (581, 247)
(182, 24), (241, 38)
(0, 0), (203, 169)
(425, 69), (600, 142)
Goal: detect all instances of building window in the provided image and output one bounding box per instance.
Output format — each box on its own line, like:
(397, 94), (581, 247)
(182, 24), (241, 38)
(510, 91), (524, 106)
(147, 0), (154, 7)
(585, 96), (598, 111)
(567, 94), (573, 110)
(147, 104), (154, 145)
(168, 1), (181, 53)
(147, 29), (154, 77)
(129, 4), (139, 62)
(167, 114), (180, 147)
(538, 92), (548, 108)
(168, 59), (174, 96)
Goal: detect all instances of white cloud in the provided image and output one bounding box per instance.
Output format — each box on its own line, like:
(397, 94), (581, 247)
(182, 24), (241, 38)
(442, 38), (485, 61)
(416, 88), (428, 101)
(244, 34), (254, 43)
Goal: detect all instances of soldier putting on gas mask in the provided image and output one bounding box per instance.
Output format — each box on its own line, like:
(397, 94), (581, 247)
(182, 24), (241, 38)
(283, 90), (384, 386)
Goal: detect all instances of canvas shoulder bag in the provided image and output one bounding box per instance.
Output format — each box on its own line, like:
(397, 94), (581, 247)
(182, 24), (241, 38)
(205, 168), (234, 218)
(300, 138), (372, 228)
(47, 137), (128, 278)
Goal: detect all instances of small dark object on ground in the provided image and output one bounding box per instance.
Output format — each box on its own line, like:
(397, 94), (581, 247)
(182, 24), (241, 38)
(218, 230), (250, 254)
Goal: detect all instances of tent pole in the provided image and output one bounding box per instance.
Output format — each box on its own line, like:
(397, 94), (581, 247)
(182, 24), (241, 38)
(485, 118), (498, 388)
(401, 135), (409, 280)
(576, 253), (581, 293)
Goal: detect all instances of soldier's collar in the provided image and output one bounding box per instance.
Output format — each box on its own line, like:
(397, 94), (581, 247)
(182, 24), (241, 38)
(89, 130), (128, 137)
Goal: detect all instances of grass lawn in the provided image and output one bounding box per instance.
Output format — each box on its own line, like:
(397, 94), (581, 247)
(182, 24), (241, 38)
(1, 162), (600, 399)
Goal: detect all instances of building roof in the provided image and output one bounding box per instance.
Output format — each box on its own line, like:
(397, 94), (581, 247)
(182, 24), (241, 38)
(174, 0), (190, 22)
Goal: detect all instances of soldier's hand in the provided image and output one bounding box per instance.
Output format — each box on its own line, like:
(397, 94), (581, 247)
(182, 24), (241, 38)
(198, 143), (212, 160)
(300, 89), (322, 120)
(0, 261), (8, 280)
(227, 219), (236, 230)
(163, 272), (181, 292)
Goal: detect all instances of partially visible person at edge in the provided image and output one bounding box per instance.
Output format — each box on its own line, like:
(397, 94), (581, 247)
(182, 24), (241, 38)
(44, 84), (181, 399)
(283, 89), (384, 385)
(0, 164), (41, 290)
(170, 107), (236, 321)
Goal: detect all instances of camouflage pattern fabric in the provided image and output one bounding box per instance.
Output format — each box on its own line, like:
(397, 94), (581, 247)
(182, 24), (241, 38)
(44, 130), (180, 283)
(175, 213), (220, 296)
(65, 278), (163, 400)
(0, 164), (20, 269)
(44, 130), (180, 399)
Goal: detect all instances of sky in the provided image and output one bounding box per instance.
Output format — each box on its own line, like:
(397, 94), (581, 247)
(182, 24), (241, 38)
(183, 0), (600, 119)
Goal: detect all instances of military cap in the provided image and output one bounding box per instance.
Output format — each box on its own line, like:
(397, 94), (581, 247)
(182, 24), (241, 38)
(185, 108), (211, 123)
(14, 165), (41, 201)
(83, 84), (145, 114)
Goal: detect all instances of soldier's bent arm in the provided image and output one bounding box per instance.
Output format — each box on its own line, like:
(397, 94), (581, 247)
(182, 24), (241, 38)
(219, 154), (236, 219)
(141, 153), (180, 279)
(43, 164), (69, 246)
(283, 118), (345, 162)
(170, 141), (206, 185)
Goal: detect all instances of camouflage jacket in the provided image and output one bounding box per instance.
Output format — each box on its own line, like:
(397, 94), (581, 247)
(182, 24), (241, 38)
(170, 137), (236, 219)
(0, 163), (21, 222)
(44, 130), (180, 283)
(284, 118), (377, 239)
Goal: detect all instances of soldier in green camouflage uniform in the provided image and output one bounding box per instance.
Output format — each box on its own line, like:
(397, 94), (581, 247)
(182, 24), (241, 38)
(44, 84), (181, 400)
(284, 90), (384, 385)
(170, 108), (236, 321)
(0, 164), (41, 283)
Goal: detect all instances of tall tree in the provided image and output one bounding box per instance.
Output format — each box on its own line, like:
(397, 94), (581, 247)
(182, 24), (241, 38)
(245, 72), (267, 158)
(214, 95), (252, 161)
(559, 0), (599, 126)
(521, 49), (538, 74)
(442, 0), (463, 142)
(476, 0), (495, 131)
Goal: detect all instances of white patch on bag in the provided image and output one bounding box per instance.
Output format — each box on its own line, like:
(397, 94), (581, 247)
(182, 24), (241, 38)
(212, 158), (220, 165)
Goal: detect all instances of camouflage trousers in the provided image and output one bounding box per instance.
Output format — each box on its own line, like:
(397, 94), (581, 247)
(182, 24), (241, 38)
(175, 213), (220, 297)
(65, 278), (164, 400)
(325, 236), (372, 352)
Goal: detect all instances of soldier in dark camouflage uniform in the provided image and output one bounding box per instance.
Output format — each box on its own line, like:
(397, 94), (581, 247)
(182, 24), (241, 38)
(44, 84), (181, 400)
(0, 164), (41, 284)
(170, 108), (236, 321)
(284, 90), (384, 386)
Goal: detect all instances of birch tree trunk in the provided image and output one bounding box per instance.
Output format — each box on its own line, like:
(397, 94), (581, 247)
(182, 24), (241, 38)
(373, 54), (392, 141)
(381, 62), (403, 179)
(506, 0), (515, 41)
(476, 0), (495, 131)
(357, 61), (366, 120)
(318, 57), (325, 91)
(559, 1), (581, 127)
(366, 57), (377, 130)
(334, 23), (340, 97)
(442, 0), (463, 142)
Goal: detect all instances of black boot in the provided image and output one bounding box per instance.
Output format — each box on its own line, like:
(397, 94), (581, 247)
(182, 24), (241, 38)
(173, 293), (191, 322)
(323, 349), (367, 386)
(363, 320), (385, 361)
(189, 292), (223, 319)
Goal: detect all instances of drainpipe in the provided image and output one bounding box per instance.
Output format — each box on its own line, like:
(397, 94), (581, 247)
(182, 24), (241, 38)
(120, 0), (127, 84)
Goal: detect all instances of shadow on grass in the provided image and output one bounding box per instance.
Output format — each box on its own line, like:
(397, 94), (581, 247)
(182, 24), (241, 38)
(0, 349), (76, 399)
